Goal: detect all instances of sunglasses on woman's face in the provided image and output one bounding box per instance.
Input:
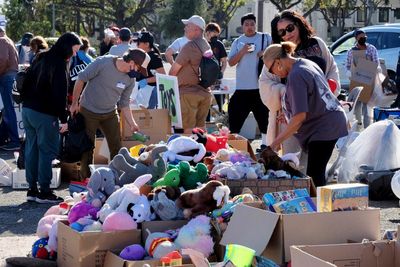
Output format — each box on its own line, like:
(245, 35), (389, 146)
(277, 24), (296, 37)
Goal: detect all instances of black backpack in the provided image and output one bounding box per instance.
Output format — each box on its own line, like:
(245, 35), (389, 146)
(12, 66), (32, 104)
(193, 41), (220, 89)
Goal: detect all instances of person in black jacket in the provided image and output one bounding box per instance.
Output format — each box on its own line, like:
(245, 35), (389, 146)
(22, 32), (82, 203)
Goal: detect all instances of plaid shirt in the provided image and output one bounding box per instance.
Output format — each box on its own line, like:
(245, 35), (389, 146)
(346, 43), (379, 71)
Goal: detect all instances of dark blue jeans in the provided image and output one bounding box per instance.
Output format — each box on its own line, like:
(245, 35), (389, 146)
(22, 107), (60, 192)
(0, 73), (19, 145)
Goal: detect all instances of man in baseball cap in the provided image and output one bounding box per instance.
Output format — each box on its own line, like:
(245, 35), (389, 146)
(109, 27), (132, 56)
(181, 15), (205, 31)
(70, 47), (150, 178)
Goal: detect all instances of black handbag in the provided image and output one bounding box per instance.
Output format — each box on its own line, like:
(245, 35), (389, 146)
(257, 34), (266, 77)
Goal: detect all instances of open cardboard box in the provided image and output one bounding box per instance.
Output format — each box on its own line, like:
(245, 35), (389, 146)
(57, 221), (141, 267)
(140, 220), (188, 244)
(220, 202), (380, 265)
(104, 250), (195, 267)
(290, 239), (400, 267)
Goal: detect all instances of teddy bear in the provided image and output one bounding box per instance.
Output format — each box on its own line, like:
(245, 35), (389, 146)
(148, 186), (184, 221)
(145, 231), (180, 259)
(86, 167), (118, 207)
(163, 136), (206, 164)
(110, 146), (167, 186)
(176, 180), (230, 219)
(98, 174), (152, 223)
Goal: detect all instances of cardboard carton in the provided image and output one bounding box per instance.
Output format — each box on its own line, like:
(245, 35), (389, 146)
(227, 139), (256, 160)
(220, 202), (380, 264)
(12, 168), (60, 189)
(103, 250), (195, 267)
(57, 221), (141, 267)
(290, 240), (400, 267)
(94, 138), (109, 164)
(121, 109), (171, 142)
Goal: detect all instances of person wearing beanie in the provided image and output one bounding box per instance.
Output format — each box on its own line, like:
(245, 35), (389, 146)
(70, 48), (150, 178)
(346, 28), (379, 129)
(109, 27), (132, 56)
(137, 30), (166, 108)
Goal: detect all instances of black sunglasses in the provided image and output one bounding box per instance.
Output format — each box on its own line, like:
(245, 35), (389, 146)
(277, 24), (296, 37)
(268, 60), (276, 74)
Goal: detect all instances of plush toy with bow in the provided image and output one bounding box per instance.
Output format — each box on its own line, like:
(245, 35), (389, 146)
(191, 127), (228, 153)
(176, 180), (230, 219)
(98, 174), (152, 223)
(110, 146), (167, 186)
(86, 167), (117, 208)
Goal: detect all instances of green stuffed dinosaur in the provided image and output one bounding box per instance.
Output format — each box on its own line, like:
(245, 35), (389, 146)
(178, 161), (208, 190)
(152, 164), (180, 187)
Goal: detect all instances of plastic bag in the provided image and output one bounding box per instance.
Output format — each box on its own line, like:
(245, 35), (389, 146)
(0, 158), (12, 186)
(136, 85), (154, 108)
(368, 73), (397, 107)
(338, 120), (400, 183)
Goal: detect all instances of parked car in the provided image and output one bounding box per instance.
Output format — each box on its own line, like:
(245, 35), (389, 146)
(330, 23), (400, 89)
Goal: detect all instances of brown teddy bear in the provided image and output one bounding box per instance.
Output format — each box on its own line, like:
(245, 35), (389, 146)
(176, 180), (230, 219)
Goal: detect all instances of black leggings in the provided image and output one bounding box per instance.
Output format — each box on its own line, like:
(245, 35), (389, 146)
(228, 89), (269, 134)
(307, 139), (338, 187)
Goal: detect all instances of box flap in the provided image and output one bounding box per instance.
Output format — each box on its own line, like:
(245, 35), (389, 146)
(220, 203), (279, 255)
(290, 246), (335, 267)
(103, 251), (125, 267)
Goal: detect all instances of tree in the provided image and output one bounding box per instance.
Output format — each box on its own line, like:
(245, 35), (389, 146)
(206, 0), (246, 30)
(269, 0), (321, 17)
(358, 0), (389, 26)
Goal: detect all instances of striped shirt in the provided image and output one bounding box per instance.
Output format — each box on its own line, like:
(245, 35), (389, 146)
(346, 43), (379, 70)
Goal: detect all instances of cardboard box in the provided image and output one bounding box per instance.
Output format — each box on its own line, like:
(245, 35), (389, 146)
(227, 139), (256, 160)
(57, 221), (141, 267)
(221, 202), (380, 264)
(94, 138), (109, 164)
(104, 250), (195, 267)
(60, 162), (81, 181)
(291, 240), (400, 267)
(121, 109), (171, 142)
(12, 168), (61, 189)
(220, 178), (311, 197)
(140, 220), (188, 243)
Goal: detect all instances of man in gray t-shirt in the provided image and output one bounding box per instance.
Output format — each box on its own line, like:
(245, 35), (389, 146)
(70, 48), (150, 178)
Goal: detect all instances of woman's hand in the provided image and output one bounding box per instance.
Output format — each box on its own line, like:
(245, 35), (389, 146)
(277, 111), (287, 124)
(130, 121), (140, 133)
(59, 123), (68, 133)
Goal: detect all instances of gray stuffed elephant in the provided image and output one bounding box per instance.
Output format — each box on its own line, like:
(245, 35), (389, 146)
(110, 145), (167, 186)
(86, 167), (117, 208)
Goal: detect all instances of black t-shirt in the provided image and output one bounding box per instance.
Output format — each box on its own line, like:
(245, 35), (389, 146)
(147, 50), (164, 86)
(209, 37), (227, 68)
(99, 41), (113, 56)
(294, 37), (327, 74)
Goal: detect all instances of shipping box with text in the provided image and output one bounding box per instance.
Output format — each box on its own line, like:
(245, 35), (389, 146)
(221, 202), (380, 264)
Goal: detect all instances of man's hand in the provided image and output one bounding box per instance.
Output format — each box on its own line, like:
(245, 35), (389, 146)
(69, 102), (80, 117)
(130, 121), (140, 133)
(59, 123), (68, 133)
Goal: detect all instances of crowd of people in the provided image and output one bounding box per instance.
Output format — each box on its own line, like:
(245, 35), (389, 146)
(0, 10), (383, 202)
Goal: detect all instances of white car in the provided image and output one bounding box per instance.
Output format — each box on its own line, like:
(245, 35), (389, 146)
(330, 24), (400, 88)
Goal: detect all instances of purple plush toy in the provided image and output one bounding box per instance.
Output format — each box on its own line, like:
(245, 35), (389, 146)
(68, 201), (99, 224)
(119, 244), (146, 260)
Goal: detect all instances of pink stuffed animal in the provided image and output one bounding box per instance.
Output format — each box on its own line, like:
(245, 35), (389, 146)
(102, 211), (138, 232)
(36, 214), (68, 238)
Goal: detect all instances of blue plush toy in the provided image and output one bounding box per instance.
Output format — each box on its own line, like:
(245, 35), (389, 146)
(32, 238), (56, 260)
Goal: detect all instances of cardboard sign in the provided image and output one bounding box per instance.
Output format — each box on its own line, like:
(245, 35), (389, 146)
(156, 74), (183, 128)
(351, 57), (378, 86)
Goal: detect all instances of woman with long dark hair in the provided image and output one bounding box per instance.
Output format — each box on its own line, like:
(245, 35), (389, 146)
(22, 32), (82, 203)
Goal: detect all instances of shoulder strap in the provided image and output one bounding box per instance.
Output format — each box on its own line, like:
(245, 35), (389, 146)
(261, 33), (265, 50)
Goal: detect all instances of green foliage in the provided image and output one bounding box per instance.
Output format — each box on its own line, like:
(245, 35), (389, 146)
(207, 0), (246, 29)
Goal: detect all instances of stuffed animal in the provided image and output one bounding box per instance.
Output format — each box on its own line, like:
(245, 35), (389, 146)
(44, 192), (87, 217)
(86, 167), (117, 207)
(98, 174), (152, 223)
(163, 136), (206, 164)
(120, 244), (146, 260)
(32, 238), (56, 260)
(110, 146), (167, 186)
(36, 214), (68, 238)
(211, 161), (263, 180)
(145, 231), (180, 259)
(70, 217), (102, 232)
(259, 146), (305, 178)
(68, 201), (99, 224)
(102, 211), (138, 232)
(176, 180), (230, 219)
(178, 161), (208, 190)
(148, 186), (184, 221)
(192, 127), (228, 153)
(126, 195), (155, 223)
(152, 166), (181, 188)
(175, 215), (214, 258)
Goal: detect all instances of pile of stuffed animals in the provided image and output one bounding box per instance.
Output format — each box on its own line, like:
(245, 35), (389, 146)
(32, 129), (303, 261)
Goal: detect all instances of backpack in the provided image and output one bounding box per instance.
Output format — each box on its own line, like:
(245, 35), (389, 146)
(12, 66), (31, 104)
(193, 41), (220, 89)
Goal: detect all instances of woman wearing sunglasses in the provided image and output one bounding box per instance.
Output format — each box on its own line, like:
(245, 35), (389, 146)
(263, 42), (347, 186)
(259, 10), (340, 170)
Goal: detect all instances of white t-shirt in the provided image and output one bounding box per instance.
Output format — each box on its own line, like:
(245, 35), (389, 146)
(167, 36), (189, 53)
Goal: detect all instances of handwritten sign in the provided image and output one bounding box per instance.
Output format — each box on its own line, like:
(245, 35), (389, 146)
(156, 74), (182, 128)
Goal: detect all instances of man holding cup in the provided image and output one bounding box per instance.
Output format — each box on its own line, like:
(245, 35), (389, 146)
(227, 13), (272, 146)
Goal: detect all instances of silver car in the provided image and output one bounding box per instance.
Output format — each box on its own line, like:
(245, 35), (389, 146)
(330, 24), (400, 88)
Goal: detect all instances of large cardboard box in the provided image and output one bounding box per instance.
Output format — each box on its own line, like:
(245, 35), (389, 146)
(290, 240), (400, 267)
(94, 138), (109, 164)
(104, 251), (195, 267)
(57, 221), (141, 267)
(219, 177), (311, 197)
(221, 202), (380, 264)
(121, 109), (171, 142)
(227, 139), (256, 160)
(12, 168), (60, 189)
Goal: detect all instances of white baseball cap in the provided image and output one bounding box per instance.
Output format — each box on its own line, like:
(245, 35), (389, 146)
(181, 15), (205, 30)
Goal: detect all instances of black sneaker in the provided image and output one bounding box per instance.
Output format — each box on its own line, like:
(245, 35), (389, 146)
(26, 188), (39, 202)
(36, 191), (63, 204)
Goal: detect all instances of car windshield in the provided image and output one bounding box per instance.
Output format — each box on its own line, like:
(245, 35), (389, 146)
(332, 37), (355, 55)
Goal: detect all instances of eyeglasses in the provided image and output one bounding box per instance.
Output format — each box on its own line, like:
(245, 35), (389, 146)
(277, 24), (296, 37)
(268, 60), (276, 74)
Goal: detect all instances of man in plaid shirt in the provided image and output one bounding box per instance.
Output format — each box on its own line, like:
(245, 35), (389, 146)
(346, 29), (379, 129)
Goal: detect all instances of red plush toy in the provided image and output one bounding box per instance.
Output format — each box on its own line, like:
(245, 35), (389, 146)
(192, 128), (228, 153)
